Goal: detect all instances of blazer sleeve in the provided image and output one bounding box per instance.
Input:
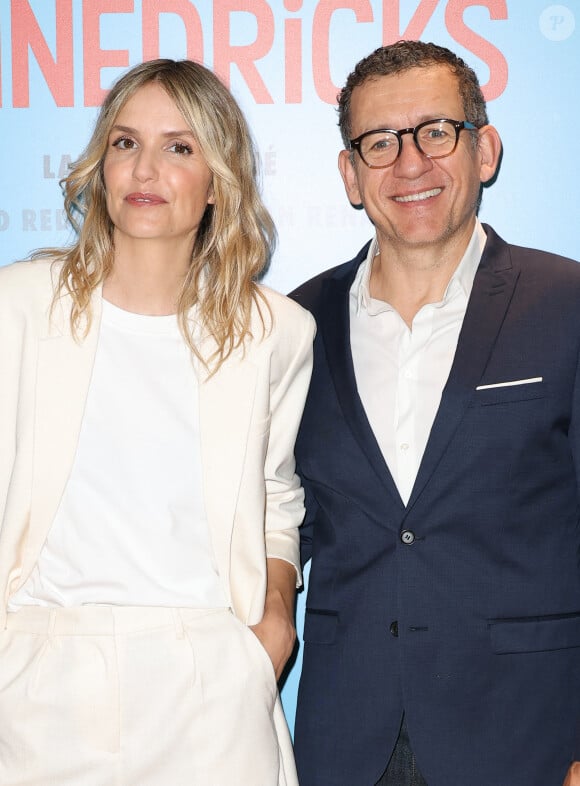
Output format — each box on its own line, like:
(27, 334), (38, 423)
(262, 295), (315, 585)
(0, 272), (20, 535)
(568, 340), (580, 669)
(0, 261), (44, 536)
(0, 257), (73, 539)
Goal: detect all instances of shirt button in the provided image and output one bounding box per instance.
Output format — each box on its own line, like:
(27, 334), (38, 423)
(400, 530), (415, 545)
(390, 620), (399, 637)
(400, 442), (409, 452)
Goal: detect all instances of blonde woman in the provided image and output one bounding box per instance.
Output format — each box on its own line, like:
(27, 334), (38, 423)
(0, 59), (314, 786)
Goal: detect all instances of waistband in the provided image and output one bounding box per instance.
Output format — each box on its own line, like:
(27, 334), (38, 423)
(5, 605), (231, 636)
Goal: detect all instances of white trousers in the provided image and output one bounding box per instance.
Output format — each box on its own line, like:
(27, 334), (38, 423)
(0, 606), (298, 786)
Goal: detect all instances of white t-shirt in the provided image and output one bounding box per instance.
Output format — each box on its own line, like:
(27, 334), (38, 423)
(10, 299), (227, 609)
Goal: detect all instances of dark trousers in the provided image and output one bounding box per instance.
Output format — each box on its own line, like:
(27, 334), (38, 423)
(375, 715), (428, 786)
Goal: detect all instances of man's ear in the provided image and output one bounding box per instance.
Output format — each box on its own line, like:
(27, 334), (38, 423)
(338, 149), (363, 207)
(477, 125), (503, 184)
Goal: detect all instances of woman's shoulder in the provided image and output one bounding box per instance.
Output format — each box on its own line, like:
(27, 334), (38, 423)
(0, 257), (60, 292)
(255, 284), (316, 337)
(0, 257), (61, 313)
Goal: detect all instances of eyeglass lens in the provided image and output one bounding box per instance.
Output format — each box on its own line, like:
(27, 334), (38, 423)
(359, 120), (460, 167)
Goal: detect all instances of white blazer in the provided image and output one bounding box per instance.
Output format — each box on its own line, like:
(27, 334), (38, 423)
(0, 258), (315, 628)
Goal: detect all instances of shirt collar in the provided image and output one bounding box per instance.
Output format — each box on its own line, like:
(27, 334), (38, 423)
(353, 219), (487, 316)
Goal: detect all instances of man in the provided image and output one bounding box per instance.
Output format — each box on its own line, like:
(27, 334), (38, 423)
(290, 40), (580, 786)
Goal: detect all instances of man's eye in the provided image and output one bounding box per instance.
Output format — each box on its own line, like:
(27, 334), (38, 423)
(425, 128), (448, 140)
(370, 136), (393, 151)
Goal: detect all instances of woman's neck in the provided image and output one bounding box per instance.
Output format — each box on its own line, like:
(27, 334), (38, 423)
(104, 237), (193, 315)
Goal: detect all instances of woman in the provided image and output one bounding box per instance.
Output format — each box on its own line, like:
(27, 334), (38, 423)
(0, 59), (314, 785)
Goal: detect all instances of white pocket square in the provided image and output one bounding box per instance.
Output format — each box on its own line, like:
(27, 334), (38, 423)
(476, 377), (543, 391)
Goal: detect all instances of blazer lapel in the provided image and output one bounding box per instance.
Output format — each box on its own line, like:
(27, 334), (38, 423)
(26, 292), (257, 599)
(406, 226), (520, 511)
(321, 253), (404, 508)
(198, 347), (258, 592)
(26, 291), (102, 575)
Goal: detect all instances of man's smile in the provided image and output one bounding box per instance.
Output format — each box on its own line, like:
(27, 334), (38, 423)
(393, 187), (442, 203)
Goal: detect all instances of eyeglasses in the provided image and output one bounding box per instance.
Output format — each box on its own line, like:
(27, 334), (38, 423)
(349, 118), (477, 169)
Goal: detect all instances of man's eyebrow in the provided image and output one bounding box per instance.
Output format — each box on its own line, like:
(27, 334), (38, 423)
(366, 114), (458, 130)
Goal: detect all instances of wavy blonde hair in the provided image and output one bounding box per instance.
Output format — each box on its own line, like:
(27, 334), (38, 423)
(45, 59), (275, 370)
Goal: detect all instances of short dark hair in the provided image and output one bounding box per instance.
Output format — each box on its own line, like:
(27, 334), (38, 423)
(337, 40), (489, 148)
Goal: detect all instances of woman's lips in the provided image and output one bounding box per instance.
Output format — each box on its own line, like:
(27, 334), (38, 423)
(125, 192), (167, 205)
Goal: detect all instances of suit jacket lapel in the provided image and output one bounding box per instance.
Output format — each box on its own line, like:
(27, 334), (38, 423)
(320, 251), (404, 508)
(406, 226), (519, 511)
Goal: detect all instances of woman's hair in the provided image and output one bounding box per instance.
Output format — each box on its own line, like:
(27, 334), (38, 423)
(44, 59), (275, 369)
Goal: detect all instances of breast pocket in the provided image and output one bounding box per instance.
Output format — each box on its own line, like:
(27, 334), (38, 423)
(471, 382), (546, 407)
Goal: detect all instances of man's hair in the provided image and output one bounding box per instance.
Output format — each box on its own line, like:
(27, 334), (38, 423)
(45, 59), (274, 371)
(337, 40), (489, 148)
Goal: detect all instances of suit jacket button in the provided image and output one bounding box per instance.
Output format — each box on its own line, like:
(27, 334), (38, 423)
(400, 529), (415, 545)
(390, 620), (399, 637)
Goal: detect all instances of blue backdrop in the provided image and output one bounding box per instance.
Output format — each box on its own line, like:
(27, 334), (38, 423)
(1, 0), (578, 732)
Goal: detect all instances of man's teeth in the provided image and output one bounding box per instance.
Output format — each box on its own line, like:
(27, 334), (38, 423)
(394, 188), (442, 203)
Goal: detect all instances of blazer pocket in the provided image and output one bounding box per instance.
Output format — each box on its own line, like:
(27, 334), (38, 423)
(303, 609), (339, 645)
(489, 611), (580, 654)
(471, 383), (546, 407)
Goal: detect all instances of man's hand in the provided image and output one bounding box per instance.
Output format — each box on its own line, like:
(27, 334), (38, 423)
(250, 558), (297, 680)
(564, 762), (580, 785)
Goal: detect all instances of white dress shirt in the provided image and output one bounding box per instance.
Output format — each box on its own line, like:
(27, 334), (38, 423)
(350, 221), (487, 505)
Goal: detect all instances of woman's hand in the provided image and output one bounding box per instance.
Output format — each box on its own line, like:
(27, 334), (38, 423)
(563, 762), (580, 786)
(250, 558), (297, 680)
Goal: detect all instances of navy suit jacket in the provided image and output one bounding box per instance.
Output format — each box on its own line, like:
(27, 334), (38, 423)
(290, 226), (580, 786)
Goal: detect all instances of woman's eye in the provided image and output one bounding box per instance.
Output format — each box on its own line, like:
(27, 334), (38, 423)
(169, 142), (193, 155)
(112, 136), (137, 150)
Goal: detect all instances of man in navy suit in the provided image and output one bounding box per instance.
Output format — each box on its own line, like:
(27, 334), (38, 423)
(290, 41), (580, 786)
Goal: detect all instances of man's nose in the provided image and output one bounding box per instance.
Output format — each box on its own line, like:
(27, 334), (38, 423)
(392, 131), (432, 176)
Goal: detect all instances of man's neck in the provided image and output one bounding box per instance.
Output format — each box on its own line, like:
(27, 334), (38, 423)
(370, 232), (473, 327)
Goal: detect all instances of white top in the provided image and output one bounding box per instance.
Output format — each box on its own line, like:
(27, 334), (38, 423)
(350, 221), (486, 505)
(10, 299), (227, 609)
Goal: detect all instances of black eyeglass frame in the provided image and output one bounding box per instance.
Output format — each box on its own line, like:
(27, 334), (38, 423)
(349, 118), (478, 169)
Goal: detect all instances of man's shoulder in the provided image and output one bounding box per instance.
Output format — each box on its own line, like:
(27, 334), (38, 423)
(289, 240), (372, 313)
(508, 241), (579, 271)
(485, 225), (580, 283)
